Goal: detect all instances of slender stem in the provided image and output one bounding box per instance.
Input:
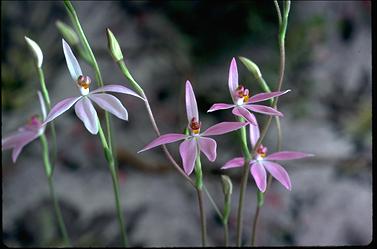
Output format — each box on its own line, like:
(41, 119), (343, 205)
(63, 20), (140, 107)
(250, 204), (260, 246)
(223, 221), (229, 247)
(36, 66), (57, 169)
(203, 184), (223, 220)
(40, 135), (71, 246)
(98, 122), (128, 247)
(196, 187), (207, 246)
(236, 117), (251, 246)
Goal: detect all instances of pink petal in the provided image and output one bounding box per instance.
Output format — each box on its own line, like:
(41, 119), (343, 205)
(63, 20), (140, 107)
(266, 151), (314, 161)
(228, 57), (238, 102)
(249, 121), (260, 148)
(232, 107), (257, 125)
(138, 133), (187, 153)
(43, 96), (81, 124)
(179, 138), (198, 176)
(250, 162), (267, 192)
(185, 80), (199, 123)
(74, 97), (99, 134)
(89, 93), (128, 120)
(91, 85), (144, 100)
(207, 103), (235, 112)
(202, 121), (247, 136)
(10, 132), (39, 163)
(262, 161), (292, 191)
(2, 131), (36, 150)
(198, 137), (217, 162)
(244, 104), (283, 117)
(221, 157), (244, 169)
(62, 39), (82, 81)
(248, 90), (291, 103)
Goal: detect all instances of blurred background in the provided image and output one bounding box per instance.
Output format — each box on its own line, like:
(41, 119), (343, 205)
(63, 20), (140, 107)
(1, 0), (372, 247)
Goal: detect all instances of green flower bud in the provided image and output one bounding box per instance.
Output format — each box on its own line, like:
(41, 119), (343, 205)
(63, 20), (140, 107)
(56, 20), (79, 45)
(221, 175), (233, 222)
(24, 36), (43, 68)
(106, 28), (124, 62)
(239, 56), (262, 79)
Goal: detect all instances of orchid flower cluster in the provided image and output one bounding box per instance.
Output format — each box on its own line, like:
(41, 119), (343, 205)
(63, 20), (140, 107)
(2, 0), (312, 247)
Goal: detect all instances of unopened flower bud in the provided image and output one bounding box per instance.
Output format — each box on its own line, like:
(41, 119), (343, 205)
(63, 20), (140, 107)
(24, 36), (43, 68)
(56, 20), (79, 45)
(221, 175), (233, 198)
(239, 56), (262, 79)
(106, 28), (124, 62)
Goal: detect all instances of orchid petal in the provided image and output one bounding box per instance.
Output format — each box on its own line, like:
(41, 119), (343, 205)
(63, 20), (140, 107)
(250, 162), (267, 192)
(228, 57), (238, 102)
(138, 133), (187, 153)
(249, 121), (260, 148)
(244, 104), (283, 117)
(89, 93), (128, 121)
(185, 80), (199, 122)
(248, 90), (291, 103)
(198, 137), (217, 162)
(207, 103), (235, 112)
(262, 161), (292, 190)
(222, 157), (244, 169)
(74, 97), (99, 134)
(203, 121), (247, 136)
(91, 85), (144, 100)
(62, 39), (82, 81)
(179, 138), (197, 176)
(232, 107), (257, 125)
(44, 96), (81, 124)
(37, 91), (47, 120)
(7, 131), (39, 162)
(266, 151), (314, 161)
(2, 131), (37, 150)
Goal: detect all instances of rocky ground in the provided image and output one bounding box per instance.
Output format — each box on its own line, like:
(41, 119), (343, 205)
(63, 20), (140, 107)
(2, 1), (372, 247)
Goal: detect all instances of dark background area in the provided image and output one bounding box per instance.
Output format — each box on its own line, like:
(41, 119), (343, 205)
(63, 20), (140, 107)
(2, 1), (372, 247)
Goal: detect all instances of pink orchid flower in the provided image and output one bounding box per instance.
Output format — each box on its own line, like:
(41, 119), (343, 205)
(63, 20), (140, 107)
(138, 80), (247, 176)
(207, 57), (290, 125)
(2, 91), (47, 162)
(222, 122), (313, 192)
(42, 39), (144, 134)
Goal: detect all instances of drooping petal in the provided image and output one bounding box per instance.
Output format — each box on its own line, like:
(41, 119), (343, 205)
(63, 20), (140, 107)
(185, 80), (199, 123)
(202, 121), (247, 136)
(37, 91), (47, 120)
(266, 151), (314, 161)
(43, 96), (81, 124)
(228, 57), (238, 102)
(2, 131), (37, 150)
(138, 133), (187, 153)
(248, 90), (291, 103)
(262, 161), (292, 191)
(74, 97), (99, 134)
(221, 157), (244, 169)
(62, 39), (82, 81)
(250, 162), (267, 192)
(179, 138), (197, 176)
(232, 107), (257, 125)
(244, 104), (283, 117)
(89, 93), (128, 121)
(249, 120), (260, 148)
(198, 137), (217, 162)
(91, 85), (144, 100)
(207, 103), (235, 112)
(9, 132), (39, 163)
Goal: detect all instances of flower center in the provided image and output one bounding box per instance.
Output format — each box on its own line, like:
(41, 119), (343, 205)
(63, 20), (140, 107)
(189, 117), (201, 135)
(256, 144), (267, 159)
(235, 85), (250, 104)
(77, 75), (91, 95)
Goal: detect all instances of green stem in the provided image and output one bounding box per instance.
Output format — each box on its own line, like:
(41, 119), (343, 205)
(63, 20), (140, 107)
(40, 135), (71, 246)
(36, 66), (57, 169)
(194, 154), (207, 246)
(223, 221), (229, 247)
(98, 121), (128, 247)
(236, 117), (251, 246)
(203, 184), (223, 220)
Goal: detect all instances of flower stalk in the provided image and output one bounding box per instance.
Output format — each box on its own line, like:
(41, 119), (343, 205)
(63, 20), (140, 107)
(39, 134), (71, 246)
(194, 153), (207, 246)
